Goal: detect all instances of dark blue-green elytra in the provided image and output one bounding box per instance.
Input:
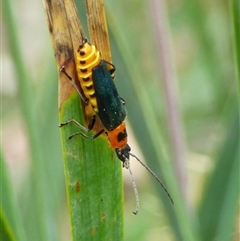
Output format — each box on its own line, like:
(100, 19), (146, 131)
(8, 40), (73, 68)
(92, 60), (126, 131)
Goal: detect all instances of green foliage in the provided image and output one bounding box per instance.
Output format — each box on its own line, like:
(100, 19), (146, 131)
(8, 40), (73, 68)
(59, 93), (123, 240)
(1, 0), (239, 240)
(1, 152), (25, 241)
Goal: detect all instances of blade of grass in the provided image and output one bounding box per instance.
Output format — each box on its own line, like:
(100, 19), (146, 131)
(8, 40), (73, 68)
(0, 152), (26, 241)
(198, 111), (239, 241)
(2, 0), (32, 123)
(3, 1), (62, 240)
(60, 93), (123, 240)
(230, 0), (240, 84)
(43, 0), (124, 239)
(0, 210), (16, 241)
(197, 2), (239, 233)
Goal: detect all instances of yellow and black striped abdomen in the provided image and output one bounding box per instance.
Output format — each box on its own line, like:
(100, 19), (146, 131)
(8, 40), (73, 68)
(75, 42), (101, 112)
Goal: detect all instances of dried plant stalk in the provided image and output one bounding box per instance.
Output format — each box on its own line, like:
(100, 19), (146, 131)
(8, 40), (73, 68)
(85, 0), (112, 62)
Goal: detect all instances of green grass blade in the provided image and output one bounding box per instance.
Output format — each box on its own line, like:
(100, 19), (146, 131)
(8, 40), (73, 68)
(42, 0), (124, 238)
(0, 210), (16, 241)
(2, 0), (33, 123)
(197, 1), (239, 239)
(198, 112), (239, 241)
(230, 0), (240, 80)
(59, 93), (124, 240)
(3, 1), (64, 240)
(0, 152), (26, 241)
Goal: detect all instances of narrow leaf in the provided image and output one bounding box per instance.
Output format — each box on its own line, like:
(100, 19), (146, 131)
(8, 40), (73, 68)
(0, 152), (26, 241)
(198, 113), (239, 241)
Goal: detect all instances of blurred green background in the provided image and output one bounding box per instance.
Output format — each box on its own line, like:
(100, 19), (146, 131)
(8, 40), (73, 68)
(2, 0), (239, 241)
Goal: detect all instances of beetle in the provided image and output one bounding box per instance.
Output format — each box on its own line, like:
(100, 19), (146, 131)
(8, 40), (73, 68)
(60, 39), (173, 214)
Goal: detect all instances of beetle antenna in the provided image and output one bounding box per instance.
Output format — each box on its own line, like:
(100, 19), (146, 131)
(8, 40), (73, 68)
(129, 153), (174, 205)
(125, 161), (140, 215)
